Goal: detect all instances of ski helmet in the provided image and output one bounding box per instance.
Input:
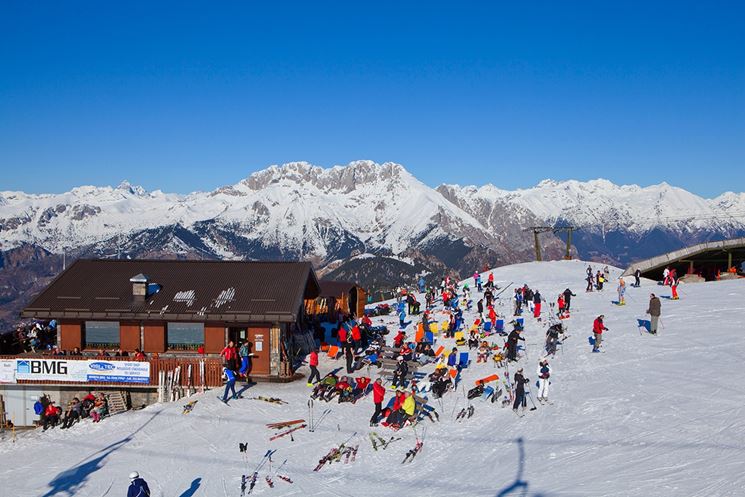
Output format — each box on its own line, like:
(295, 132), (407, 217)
(129, 471), (139, 480)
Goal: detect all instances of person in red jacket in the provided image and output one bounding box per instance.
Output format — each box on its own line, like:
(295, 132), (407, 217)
(393, 330), (406, 348)
(592, 315), (608, 352)
(362, 315), (372, 328)
(221, 341), (238, 370)
(43, 402), (60, 430)
(488, 306), (497, 330)
(337, 325), (348, 346)
(351, 324), (362, 350)
(370, 377), (386, 425)
(307, 349), (320, 386)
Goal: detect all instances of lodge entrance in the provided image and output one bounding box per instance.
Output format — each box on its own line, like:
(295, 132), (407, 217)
(227, 325), (271, 376)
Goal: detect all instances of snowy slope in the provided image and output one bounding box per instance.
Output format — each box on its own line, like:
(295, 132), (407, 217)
(3, 260), (744, 497)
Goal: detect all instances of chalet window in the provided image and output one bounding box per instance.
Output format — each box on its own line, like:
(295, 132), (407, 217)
(84, 321), (120, 349)
(167, 322), (204, 351)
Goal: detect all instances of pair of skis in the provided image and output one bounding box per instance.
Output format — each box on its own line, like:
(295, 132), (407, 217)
(182, 400), (198, 414)
(402, 441), (423, 463)
(250, 396), (287, 405)
(455, 405), (475, 420)
(314, 432), (357, 471)
(242, 449), (276, 496)
(267, 419), (306, 440)
(269, 423), (307, 442)
(369, 431), (401, 451)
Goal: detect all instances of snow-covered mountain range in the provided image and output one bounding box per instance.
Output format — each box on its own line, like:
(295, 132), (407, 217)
(1, 160), (744, 326)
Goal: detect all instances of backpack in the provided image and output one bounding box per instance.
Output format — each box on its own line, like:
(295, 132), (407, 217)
(540, 365), (550, 379)
(33, 401), (43, 416)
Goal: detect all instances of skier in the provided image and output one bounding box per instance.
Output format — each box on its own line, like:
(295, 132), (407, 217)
(536, 359), (551, 401)
(512, 368), (529, 413)
(127, 472), (151, 497)
(370, 378), (385, 426)
(506, 327), (524, 362)
(238, 340), (254, 381)
(344, 345), (354, 374)
(646, 293), (662, 334)
(545, 323), (563, 355)
(586, 266), (594, 292)
(596, 270), (604, 291)
(307, 348), (321, 386)
(617, 278), (626, 305)
(562, 288), (576, 310)
(592, 315), (608, 352)
(634, 268), (641, 287)
(221, 364), (239, 403)
(399, 307), (407, 328)
(556, 294), (565, 317)
(532, 290), (542, 319)
(477, 298), (484, 319)
(514, 289), (523, 315)
(663, 267), (670, 286)
(670, 274), (679, 300)
(391, 356), (409, 389)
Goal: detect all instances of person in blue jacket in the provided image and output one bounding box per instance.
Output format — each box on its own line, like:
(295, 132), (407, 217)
(127, 472), (150, 497)
(221, 365), (239, 403)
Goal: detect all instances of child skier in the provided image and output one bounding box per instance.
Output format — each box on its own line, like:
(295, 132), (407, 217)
(221, 365), (239, 403)
(127, 472), (151, 497)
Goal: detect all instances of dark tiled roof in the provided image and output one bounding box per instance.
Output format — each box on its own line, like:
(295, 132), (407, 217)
(22, 259), (320, 323)
(318, 280), (359, 297)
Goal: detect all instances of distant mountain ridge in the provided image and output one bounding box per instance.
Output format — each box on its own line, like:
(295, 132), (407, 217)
(1, 160), (744, 328)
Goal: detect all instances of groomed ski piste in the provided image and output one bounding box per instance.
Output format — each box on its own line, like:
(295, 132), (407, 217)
(2, 259), (744, 497)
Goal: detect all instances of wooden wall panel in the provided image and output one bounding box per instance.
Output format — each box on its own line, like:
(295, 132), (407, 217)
(59, 320), (82, 351)
(143, 322), (166, 353)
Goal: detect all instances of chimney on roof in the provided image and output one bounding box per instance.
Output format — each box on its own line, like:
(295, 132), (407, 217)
(130, 273), (149, 301)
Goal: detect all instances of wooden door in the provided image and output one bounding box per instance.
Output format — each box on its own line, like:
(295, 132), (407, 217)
(247, 327), (271, 375)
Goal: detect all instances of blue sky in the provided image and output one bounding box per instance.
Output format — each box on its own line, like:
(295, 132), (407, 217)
(1, 1), (743, 197)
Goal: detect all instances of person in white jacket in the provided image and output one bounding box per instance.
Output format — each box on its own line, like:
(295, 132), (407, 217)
(536, 359), (551, 402)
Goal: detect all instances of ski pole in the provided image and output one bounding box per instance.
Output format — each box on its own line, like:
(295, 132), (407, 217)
(308, 399), (314, 432)
(526, 390), (538, 411)
(312, 408), (331, 433)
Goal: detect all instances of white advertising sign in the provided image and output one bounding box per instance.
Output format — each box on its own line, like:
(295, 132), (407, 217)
(14, 358), (88, 382)
(12, 358), (151, 384)
(85, 360), (150, 384)
(0, 360), (16, 384)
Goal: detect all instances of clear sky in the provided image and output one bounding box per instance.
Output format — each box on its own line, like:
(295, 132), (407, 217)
(1, 1), (743, 197)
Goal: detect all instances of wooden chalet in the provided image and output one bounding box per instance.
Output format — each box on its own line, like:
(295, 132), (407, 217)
(304, 280), (366, 321)
(20, 259), (320, 380)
